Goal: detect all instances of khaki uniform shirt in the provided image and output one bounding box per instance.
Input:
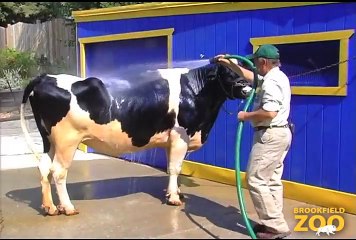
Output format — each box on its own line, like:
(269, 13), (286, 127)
(252, 67), (291, 128)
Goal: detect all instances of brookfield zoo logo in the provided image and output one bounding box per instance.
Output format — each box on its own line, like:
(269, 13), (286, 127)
(294, 207), (345, 236)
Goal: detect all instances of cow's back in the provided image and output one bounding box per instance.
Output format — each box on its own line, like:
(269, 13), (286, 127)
(64, 72), (182, 149)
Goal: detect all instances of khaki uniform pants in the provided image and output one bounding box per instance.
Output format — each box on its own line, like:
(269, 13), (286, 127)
(246, 127), (292, 233)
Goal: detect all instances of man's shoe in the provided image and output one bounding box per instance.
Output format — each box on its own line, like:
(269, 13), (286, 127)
(256, 230), (291, 239)
(253, 224), (267, 233)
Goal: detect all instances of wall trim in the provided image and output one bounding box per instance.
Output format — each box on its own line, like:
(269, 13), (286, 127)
(250, 29), (354, 96)
(72, 2), (338, 23)
(181, 160), (356, 215)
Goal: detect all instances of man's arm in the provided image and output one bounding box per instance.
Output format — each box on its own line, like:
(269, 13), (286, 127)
(239, 109), (277, 122)
(213, 55), (255, 84)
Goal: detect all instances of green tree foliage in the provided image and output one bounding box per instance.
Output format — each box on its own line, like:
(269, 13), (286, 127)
(0, 2), (147, 27)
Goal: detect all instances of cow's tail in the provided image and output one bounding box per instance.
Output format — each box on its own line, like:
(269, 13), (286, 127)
(20, 75), (44, 161)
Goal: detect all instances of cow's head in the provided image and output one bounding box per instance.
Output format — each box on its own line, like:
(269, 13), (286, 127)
(203, 62), (251, 100)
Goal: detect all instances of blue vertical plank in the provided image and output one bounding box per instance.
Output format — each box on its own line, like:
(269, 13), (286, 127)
(326, 4), (346, 32)
(339, 4), (356, 193)
(194, 14), (216, 167)
(204, 14), (216, 59)
(225, 12), (238, 54)
(215, 12), (227, 54)
(236, 12), (252, 172)
(184, 15), (196, 61)
(321, 98), (341, 189)
(206, 14), (230, 168)
(194, 15), (206, 65)
(153, 16), (172, 30)
(276, 7), (294, 180)
(305, 98), (323, 187)
(200, 11), (226, 166)
(309, 6), (327, 33)
(128, 18), (142, 32)
(225, 12), (239, 169)
(290, 96), (307, 184)
(182, 14), (204, 164)
(173, 16), (186, 63)
(236, 11), (266, 172)
(263, 10), (278, 37)
(300, 6), (325, 187)
(339, 89), (356, 193)
(277, 7), (294, 36)
(237, 12), (252, 55)
(293, 6), (310, 34)
(250, 10), (265, 38)
(319, 5), (346, 191)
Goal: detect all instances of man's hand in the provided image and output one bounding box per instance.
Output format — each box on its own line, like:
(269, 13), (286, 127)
(212, 54), (255, 84)
(211, 54), (227, 63)
(212, 54), (234, 66)
(237, 111), (248, 121)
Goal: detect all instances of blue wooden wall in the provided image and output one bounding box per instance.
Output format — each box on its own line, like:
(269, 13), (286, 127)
(77, 3), (356, 194)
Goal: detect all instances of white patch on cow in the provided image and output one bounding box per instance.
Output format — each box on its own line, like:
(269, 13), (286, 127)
(48, 74), (91, 119)
(48, 74), (83, 90)
(157, 68), (189, 124)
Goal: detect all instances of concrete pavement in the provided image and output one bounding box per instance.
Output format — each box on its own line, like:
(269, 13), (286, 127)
(1, 119), (355, 238)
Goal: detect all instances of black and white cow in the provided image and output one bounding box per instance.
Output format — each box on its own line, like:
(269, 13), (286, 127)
(20, 61), (251, 216)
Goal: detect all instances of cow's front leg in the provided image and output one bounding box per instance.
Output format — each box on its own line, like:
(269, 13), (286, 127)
(166, 127), (188, 206)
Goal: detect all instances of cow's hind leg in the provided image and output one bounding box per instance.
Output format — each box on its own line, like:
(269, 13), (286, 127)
(166, 127), (189, 206)
(51, 134), (81, 216)
(38, 146), (59, 216)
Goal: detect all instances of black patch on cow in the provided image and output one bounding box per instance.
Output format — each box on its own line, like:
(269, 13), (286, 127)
(177, 63), (249, 144)
(71, 77), (112, 124)
(72, 74), (176, 147)
(112, 77), (176, 147)
(25, 74), (71, 153)
(178, 65), (226, 143)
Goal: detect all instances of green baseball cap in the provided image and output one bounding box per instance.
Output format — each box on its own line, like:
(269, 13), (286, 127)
(245, 44), (280, 60)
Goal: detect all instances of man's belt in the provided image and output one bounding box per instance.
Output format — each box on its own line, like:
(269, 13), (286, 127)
(254, 124), (289, 131)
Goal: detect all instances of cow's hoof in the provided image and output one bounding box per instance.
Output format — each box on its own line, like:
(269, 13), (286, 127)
(167, 199), (183, 206)
(41, 204), (60, 216)
(56, 205), (66, 214)
(166, 193), (183, 206)
(57, 204), (79, 216)
(65, 209), (79, 216)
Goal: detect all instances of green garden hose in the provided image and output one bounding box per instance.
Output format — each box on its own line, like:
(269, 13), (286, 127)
(224, 55), (258, 239)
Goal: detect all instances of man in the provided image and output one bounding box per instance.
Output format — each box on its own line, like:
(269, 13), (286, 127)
(214, 44), (292, 239)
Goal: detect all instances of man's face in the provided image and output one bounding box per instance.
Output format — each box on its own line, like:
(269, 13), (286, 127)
(253, 57), (269, 76)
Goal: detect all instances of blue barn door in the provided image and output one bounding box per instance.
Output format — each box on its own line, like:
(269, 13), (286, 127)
(84, 36), (169, 170)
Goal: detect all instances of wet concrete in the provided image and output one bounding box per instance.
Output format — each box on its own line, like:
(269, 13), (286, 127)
(2, 159), (356, 239)
(1, 119), (356, 239)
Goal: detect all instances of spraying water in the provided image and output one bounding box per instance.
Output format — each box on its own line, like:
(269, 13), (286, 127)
(91, 58), (211, 94)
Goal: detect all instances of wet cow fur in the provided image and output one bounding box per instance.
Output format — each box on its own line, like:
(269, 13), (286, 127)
(20, 62), (251, 216)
